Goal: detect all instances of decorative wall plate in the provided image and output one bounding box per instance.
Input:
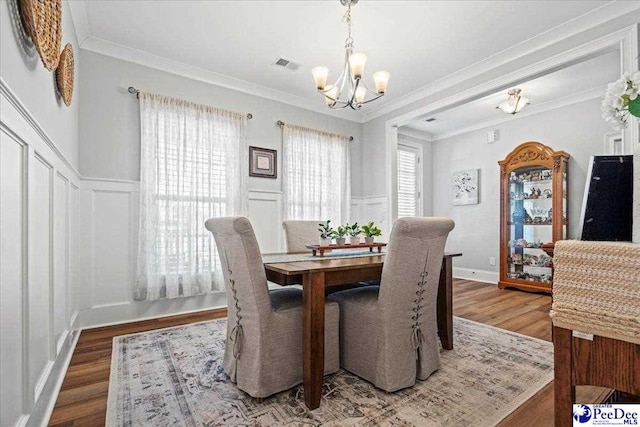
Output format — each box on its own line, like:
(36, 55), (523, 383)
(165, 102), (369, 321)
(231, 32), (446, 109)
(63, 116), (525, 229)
(19, 0), (63, 71)
(56, 43), (74, 106)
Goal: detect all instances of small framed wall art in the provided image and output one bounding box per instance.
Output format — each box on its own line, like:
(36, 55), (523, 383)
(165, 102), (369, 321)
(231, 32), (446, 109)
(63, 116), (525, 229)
(249, 146), (277, 178)
(452, 169), (479, 205)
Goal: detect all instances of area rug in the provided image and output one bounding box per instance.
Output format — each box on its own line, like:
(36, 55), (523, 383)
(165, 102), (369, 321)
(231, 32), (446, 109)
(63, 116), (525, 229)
(106, 317), (553, 426)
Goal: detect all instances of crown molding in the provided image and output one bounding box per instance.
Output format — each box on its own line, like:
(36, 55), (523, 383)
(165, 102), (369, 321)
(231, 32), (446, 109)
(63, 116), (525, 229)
(79, 36), (364, 124)
(397, 127), (433, 142)
(361, 1), (640, 123)
(429, 85), (604, 142)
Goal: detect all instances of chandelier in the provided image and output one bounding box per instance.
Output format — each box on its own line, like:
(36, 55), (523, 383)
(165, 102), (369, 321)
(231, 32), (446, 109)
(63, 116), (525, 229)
(311, 0), (390, 110)
(496, 88), (530, 115)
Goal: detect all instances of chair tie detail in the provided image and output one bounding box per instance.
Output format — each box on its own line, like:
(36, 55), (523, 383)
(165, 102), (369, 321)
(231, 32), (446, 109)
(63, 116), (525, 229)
(224, 250), (244, 360)
(411, 250), (430, 357)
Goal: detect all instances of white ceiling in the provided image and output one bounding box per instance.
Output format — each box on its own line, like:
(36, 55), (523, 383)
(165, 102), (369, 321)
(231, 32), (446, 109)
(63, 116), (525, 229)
(75, 1), (613, 120)
(402, 49), (620, 140)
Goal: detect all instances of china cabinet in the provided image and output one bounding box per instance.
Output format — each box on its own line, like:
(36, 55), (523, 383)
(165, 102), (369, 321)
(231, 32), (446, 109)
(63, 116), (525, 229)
(498, 141), (569, 293)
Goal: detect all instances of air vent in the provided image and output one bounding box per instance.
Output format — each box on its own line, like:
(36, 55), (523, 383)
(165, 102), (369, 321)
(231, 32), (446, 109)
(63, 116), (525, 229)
(272, 57), (301, 71)
(424, 117), (437, 123)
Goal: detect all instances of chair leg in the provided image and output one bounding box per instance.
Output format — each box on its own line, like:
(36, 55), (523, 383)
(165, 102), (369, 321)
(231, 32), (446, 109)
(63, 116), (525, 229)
(553, 326), (575, 427)
(255, 397), (264, 404)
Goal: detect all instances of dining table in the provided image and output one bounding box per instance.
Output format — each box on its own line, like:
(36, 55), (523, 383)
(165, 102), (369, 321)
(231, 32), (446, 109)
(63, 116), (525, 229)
(263, 250), (462, 410)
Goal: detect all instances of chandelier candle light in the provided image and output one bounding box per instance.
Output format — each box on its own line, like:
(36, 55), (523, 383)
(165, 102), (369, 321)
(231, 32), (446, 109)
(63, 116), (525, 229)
(311, 0), (390, 110)
(496, 88), (530, 115)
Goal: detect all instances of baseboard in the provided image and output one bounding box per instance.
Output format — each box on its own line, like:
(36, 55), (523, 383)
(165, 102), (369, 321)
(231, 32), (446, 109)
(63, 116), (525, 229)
(453, 267), (499, 284)
(26, 329), (81, 427)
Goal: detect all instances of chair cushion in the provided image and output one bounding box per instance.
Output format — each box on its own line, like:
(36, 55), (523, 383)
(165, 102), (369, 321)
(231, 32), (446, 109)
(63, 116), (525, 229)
(269, 287), (303, 312)
(328, 285), (380, 308)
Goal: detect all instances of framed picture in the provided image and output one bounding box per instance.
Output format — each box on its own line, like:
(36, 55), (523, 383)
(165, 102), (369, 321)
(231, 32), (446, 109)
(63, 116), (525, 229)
(452, 169), (479, 205)
(249, 146), (277, 179)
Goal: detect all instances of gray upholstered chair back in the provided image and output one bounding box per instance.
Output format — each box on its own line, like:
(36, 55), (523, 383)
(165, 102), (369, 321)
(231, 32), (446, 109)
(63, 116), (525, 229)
(205, 217), (271, 319)
(283, 220), (325, 253)
(377, 217), (455, 382)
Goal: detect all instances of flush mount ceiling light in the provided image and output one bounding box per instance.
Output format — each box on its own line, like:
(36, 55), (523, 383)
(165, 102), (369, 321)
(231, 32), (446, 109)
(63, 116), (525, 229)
(311, 0), (390, 110)
(497, 89), (530, 115)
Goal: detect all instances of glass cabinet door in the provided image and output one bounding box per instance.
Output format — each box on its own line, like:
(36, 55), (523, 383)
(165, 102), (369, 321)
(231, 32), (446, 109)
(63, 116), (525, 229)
(507, 167), (554, 284)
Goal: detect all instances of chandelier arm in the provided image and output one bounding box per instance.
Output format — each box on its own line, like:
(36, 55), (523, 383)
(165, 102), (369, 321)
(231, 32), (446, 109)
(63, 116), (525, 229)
(328, 100), (351, 109)
(357, 80), (383, 95)
(357, 92), (385, 105)
(335, 63), (351, 103)
(349, 77), (361, 105)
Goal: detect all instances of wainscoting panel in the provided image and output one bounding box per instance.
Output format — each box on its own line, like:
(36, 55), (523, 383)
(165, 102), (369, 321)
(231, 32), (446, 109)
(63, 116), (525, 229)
(0, 126), (27, 427)
(77, 180), (226, 329)
(1, 81), (82, 427)
(68, 184), (80, 329)
(90, 188), (136, 308)
(54, 173), (68, 354)
(248, 190), (283, 253)
(29, 153), (54, 403)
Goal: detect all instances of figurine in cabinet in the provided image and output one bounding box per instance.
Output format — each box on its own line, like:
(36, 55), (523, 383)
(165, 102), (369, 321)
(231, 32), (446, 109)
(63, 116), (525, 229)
(498, 141), (569, 293)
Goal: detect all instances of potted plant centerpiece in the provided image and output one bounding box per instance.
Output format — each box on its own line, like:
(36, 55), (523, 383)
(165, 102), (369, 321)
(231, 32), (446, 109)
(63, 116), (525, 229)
(346, 222), (362, 245)
(333, 225), (348, 246)
(318, 220), (334, 246)
(362, 221), (382, 244)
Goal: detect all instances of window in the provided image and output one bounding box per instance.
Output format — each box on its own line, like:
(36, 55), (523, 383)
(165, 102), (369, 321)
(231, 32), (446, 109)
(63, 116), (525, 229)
(397, 140), (422, 217)
(282, 124), (351, 224)
(136, 93), (247, 301)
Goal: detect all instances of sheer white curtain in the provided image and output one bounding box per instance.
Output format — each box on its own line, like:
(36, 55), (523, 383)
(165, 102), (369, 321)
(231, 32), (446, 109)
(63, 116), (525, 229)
(282, 124), (351, 224)
(135, 93), (247, 301)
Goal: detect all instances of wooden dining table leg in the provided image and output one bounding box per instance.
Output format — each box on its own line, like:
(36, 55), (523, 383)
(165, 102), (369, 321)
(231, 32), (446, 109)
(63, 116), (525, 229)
(437, 256), (454, 350)
(302, 271), (325, 410)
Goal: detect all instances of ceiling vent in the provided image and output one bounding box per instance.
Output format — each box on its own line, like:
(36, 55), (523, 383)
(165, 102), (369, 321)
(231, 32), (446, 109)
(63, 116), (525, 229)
(424, 117), (437, 123)
(272, 57), (301, 71)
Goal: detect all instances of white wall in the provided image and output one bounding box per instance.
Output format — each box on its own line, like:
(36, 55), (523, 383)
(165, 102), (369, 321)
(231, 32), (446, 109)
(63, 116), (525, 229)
(0, 0), (80, 169)
(431, 98), (611, 282)
(78, 50), (363, 191)
(1, 2), (82, 426)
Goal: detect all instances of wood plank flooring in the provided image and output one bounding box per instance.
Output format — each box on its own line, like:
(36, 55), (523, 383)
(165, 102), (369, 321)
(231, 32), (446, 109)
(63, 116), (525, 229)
(49, 279), (610, 426)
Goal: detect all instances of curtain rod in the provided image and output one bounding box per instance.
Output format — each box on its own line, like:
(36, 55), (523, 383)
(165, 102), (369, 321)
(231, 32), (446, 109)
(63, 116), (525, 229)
(127, 87), (253, 119)
(276, 120), (354, 141)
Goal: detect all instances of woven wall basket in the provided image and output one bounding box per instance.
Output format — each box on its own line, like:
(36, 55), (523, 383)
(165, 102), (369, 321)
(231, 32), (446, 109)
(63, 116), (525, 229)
(19, 0), (63, 71)
(56, 43), (74, 106)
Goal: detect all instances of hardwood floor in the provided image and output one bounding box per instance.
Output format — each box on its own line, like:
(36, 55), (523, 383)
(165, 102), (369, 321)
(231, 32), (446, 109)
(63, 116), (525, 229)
(49, 279), (610, 426)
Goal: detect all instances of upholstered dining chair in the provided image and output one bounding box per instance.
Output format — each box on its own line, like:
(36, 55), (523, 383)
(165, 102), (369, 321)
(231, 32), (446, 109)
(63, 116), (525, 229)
(328, 217), (455, 392)
(205, 217), (340, 399)
(282, 220), (324, 253)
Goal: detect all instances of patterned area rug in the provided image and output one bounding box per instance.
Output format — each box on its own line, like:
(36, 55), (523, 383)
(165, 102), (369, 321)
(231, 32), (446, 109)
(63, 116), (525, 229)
(106, 317), (553, 426)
